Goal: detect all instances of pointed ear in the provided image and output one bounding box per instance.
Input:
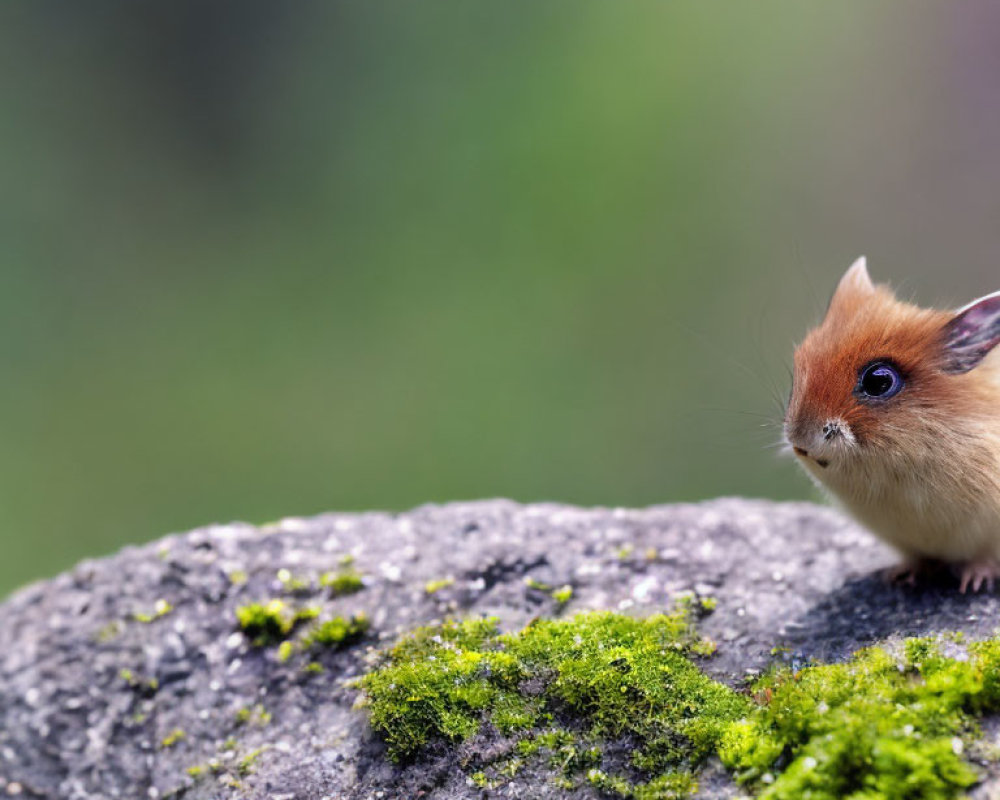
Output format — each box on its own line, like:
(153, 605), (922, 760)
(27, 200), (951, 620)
(827, 256), (875, 315)
(941, 291), (1000, 373)
(836, 255), (874, 295)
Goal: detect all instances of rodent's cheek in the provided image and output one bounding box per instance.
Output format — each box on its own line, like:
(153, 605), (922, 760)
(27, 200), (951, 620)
(843, 404), (899, 449)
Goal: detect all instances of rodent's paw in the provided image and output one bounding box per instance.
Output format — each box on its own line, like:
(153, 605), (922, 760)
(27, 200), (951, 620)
(880, 558), (948, 589)
(880, 561), (920, 587)
(957, 559), (1000, 594)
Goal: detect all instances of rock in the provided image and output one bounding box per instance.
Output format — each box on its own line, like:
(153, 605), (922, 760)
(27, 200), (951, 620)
(0, 498), (998, 799)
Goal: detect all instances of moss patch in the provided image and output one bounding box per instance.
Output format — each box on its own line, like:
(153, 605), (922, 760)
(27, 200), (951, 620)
(160, 728), (186, 749)
(304, 613), (369, 648)
(721, 637), (1000, 799)
(358, 607), (744, 795)
(359, 608), (1000, 798)
(132, 598), (174, 623)
(424, 577), (455, 595)
(320, 566), (364, 596)
(235, 600), (318, 646)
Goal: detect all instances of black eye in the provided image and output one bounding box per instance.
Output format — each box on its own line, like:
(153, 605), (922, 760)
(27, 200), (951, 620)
(858, 362), (904, 400)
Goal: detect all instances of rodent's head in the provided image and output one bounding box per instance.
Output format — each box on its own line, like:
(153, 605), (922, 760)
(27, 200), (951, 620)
(785, 257), (1000, 475)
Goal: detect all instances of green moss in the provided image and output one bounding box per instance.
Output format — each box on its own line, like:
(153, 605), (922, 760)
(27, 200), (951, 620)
(470, 771), (490, 788)
(236, 600), (291, 645)
(359, 608), (745, 794)
(320, 566), (364, 596)
(95, 620), (123, 642)
(133, 598), (173, 623)
(237, 747), (266, 776)
(160, 728), (186, 749)
(721, 636), (1000, 799)
(235, 599), (318, 646)
(523, 576), (551, 592)
(228, 569), (248, 586)
(359, 605), (1000, 798)
(120, 668), (159, 696)
(234, 703), (271, 727)
(277, 640), (294, 662)
(550, 584), (573, 606)
(277, 568), (311, 593)
(305, 613), (369, 648)
(424, 577), (455, 594)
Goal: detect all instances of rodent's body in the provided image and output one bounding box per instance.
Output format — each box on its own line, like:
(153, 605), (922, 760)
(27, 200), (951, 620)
(785, 258), (1000, 590)
(796, 401), (1000, 563)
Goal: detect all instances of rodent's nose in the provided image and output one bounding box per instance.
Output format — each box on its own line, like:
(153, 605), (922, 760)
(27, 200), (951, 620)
(822, 422), (842, 441)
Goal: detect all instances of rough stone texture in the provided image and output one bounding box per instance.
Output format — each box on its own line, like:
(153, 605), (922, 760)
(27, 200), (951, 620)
(1, 498), (999, 799)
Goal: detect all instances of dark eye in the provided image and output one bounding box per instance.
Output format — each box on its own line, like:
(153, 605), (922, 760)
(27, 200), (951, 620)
(858, 361), (904, 400)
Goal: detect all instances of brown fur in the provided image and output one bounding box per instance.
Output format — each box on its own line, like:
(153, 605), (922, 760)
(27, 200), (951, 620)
(785, 259), (1000, 578)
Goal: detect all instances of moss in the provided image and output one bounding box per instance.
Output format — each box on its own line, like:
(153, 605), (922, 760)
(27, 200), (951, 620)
(235, 599), (318, 646)
(120, 668), (159, 696)
(95, 620), (123, 642)
(277, 640), (294, 663)
(470, 771), (490, 788)
(160, 728), (186, 749)
(277, 568), (312, 593)
(550, 585), (573, 606)
(185, 746), (258, 786)
(133, 598), (173, 623)
(228, 569), (248, 586)
(358, 607), (745, 794)
(234, 703), (271, 727)
(523, 576), (551, 592)
(237, 747), (266, 776)
(359, 603), (1000, 798)
(424, 577), (455, 594)
(320, 566), (364, 596)
(304, 613), (369, 648)
(720, 635), (1000, 799)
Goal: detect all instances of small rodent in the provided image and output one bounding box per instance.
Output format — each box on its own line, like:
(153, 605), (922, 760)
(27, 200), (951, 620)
(784, 257), (1000, 592)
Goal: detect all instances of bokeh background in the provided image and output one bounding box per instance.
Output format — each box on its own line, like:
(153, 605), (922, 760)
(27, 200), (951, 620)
(2, 2), (1000, 598)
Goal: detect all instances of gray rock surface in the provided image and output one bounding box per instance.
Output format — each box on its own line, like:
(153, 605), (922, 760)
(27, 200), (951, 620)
(0, 498), (998, 799)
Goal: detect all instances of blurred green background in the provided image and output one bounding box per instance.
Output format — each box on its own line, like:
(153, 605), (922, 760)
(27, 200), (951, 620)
(2, 2), (1000, 597)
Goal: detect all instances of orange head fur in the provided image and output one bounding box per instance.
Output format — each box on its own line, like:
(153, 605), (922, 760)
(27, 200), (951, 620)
(785, 257), (1000, 472)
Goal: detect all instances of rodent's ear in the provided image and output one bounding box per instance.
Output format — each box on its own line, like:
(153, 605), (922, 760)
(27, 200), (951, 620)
(941, 291), (1000, 373)
(827, 256), (874, 316)
(836, 255), (874, 295)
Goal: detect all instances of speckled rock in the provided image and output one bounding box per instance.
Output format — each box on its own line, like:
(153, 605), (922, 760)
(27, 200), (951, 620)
(0, 498), (998, 799)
